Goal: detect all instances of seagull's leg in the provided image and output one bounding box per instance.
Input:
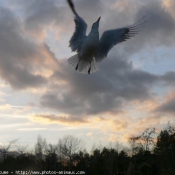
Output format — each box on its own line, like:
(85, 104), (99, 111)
(88, 61), (92, 74)
(75, 58), (81, 71)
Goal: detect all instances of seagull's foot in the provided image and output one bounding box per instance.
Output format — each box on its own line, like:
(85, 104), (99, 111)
(88, 68), (91, 74)
(75, 58), (81, 71)
(75, 64), (79, 71)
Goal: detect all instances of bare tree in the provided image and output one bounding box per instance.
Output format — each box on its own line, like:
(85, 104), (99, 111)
(47, 143), (56, 154)
(45, 143), (58, 170)
(57, 135), (84, 166)
(165, 122), (175, 134)
(35, 135), (48, 167)
(17, 144), (28, 155)
(129, 136), (142, 156)
(129, 128), (156, 155)
(0, 139), (18, 161)
(140, 128), (156, 151)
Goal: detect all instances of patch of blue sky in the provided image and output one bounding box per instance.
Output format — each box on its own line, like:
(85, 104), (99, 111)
(0, 0), (25, 18)
(45, 29), (72, 59)
(131, 46), (175, 74)
(2, 89), (37, 107)
(0, 0), (9, 8)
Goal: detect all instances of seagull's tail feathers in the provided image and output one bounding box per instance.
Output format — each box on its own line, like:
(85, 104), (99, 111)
(67, 54), (79, 70)
(67, 54), (98, 74)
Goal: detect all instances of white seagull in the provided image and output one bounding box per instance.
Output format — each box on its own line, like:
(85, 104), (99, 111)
(67, 0), (146, 74)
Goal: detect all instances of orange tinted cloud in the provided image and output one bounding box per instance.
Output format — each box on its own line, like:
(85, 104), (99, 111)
(32, 114), (89, 126)
(0, 104), (11, 110)
(163, 0), (175, 18)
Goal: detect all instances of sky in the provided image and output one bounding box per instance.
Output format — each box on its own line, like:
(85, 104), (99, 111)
(1, 0), (175, 152)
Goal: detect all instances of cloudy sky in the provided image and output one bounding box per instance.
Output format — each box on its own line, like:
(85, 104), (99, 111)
(1, 0), (175, 151)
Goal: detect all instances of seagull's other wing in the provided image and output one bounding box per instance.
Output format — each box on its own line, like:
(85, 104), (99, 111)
(95, 18), (146, 62)
(67, 0), (87, 52)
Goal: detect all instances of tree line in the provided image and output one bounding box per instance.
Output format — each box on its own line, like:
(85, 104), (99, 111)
(0, 123), (175, 175)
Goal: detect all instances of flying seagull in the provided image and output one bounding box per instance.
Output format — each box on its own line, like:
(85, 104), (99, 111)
(67, 0), (146, 74)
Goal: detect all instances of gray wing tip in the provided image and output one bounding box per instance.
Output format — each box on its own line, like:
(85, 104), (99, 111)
(67, 0), (78, 16)
(127, 16), (148, 30)
(67, 0), (74, 10)
(125, 16), (148, 39)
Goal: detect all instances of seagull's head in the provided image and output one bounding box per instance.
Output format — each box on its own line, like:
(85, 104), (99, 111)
(91, 16), (101, 30)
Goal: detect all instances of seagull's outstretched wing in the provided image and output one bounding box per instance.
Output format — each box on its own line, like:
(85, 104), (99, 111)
(95, 18), (146, 62)
(67, 0), (87, 52)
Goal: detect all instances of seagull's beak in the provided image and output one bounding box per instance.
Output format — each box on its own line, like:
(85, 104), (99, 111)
(97, 16), (101, 22)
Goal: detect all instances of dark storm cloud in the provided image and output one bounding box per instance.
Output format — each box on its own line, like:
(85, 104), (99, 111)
(122, 0), (175, 55)
(148, 71), (175, 115)
(40, 53), (159, 116)
(24, 0), (63, 32)
(152, 73), (175, 114)
(154, 98), (175, 114)
(0, 6), (57, 89)
(153, 71), (175, 114)
(141, 1), (175, 44)
(160, 71), (175, 86)
(40, 52), (175, 116)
